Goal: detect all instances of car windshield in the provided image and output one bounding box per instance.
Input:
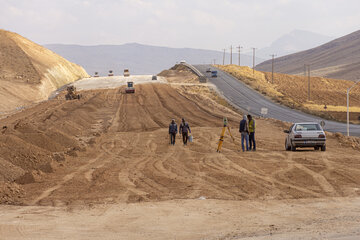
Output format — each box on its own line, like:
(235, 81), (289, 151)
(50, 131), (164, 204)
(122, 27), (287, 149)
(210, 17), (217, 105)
(295, 124), (321, 131)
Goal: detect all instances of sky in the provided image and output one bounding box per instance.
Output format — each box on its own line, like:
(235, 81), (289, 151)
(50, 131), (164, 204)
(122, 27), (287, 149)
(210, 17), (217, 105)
(1, 0), (359, 51)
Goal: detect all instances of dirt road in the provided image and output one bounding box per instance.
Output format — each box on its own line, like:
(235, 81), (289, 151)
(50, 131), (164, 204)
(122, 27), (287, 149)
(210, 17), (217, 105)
(1, 197), (359, 240)
(1, 82), (360, 239)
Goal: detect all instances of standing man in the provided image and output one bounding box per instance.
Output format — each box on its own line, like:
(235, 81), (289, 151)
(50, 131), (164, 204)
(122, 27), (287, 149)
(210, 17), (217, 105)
(239, 115), (249, 152)
(169, 119), (178, 145)
(179, 118), (191, 145)
(247, 114), (256, 151)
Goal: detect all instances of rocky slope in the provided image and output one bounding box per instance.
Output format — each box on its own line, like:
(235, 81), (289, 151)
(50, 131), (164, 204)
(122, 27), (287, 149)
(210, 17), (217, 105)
(0, 30), (89, 113)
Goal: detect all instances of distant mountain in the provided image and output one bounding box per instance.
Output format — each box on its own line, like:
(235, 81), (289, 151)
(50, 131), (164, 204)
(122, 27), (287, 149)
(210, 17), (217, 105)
(256, 29), (360, 80)
(44, 43), (264, 76)
(256, 30), (334, 59)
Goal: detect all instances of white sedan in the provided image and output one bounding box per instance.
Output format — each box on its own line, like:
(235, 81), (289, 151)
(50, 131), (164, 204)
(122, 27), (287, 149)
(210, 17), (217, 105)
(284, 122), (326, 151)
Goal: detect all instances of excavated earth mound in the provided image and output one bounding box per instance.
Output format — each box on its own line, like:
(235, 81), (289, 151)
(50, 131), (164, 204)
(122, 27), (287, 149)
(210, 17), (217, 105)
(0, 29), (89, 113)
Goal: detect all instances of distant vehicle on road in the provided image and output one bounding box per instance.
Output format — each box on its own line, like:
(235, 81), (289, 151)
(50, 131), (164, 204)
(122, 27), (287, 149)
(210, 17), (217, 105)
(206, 68), (211, 72)
(124, 69), (130, 77)
(180, 60), (186, 64)
(108, 70), (114, 76)
(125, 81), (135, 93)
(284, 122), (326, 151)
(211, 71), (218, 78)
(94, 72), (99, 77)
(152, 75), (157, 80)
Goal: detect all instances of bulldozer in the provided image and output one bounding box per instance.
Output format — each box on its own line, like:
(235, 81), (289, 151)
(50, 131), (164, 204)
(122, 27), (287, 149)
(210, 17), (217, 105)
(125, 81), (135, 93)
(65, 85), (81, 100)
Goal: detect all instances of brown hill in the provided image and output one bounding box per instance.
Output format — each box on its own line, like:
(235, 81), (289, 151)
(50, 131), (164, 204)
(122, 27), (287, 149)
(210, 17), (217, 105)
(256, 30), (360, 81)
(0, 30), (89, 113)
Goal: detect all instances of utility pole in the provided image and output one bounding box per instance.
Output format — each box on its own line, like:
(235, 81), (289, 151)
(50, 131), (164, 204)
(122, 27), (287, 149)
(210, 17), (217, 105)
(213, 59), (216, 65)
(304, 64), (311, 101)
(222, 49), (226, 65)
(270, 54), (276, 84)
(252, 48), (257, 75)
(230, 45), (233, 65)
(347, 80), (360, 136)
(237, 46), (243, 66)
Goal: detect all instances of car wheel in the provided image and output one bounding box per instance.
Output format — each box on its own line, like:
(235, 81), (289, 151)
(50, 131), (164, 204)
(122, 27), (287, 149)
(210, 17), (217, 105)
(285, 139), (291, 151)
(321, 145), (326, 151)
(291, 144), (296, 152)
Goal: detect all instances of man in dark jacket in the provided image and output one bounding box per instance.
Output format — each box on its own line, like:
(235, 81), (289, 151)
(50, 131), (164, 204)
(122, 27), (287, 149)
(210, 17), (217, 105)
(239, 115), (249, 152)
(169, 119), (178, 145)
(179, 118), (191, 145)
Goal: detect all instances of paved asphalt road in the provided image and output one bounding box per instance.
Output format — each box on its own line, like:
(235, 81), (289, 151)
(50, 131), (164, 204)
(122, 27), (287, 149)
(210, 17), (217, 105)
(194, 64), (360, 137)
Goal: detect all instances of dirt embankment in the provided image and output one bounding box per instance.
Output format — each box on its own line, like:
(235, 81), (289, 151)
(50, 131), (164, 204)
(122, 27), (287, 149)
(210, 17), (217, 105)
(216, 64), (360, 123)
(158, 64), (199, 83)
(160, 64), (237, 112)
(0, 29), (89, 113)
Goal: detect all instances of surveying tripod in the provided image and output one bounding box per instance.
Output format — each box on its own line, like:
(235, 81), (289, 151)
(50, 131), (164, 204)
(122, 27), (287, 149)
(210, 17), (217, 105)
(216, 117), (236, 152)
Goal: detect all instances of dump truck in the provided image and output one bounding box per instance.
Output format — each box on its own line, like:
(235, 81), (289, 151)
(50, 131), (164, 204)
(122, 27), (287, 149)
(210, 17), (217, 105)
(125, 81), (135, 93)
(124, 69), (130, 77)
(65, 86), (81, 100)
(211, 71), (218, 78)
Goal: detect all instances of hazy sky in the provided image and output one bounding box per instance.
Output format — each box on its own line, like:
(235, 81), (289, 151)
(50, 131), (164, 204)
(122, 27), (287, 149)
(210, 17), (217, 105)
(1, 0), (359, 51)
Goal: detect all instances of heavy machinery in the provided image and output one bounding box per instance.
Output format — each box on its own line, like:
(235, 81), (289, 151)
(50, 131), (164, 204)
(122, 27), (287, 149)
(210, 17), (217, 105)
(108, 70), (114, 76)
(125, 81), (135, 93)
(65, 85), (81, 100)
(211, 71), (218, 78)
(124, 69), (130, 77)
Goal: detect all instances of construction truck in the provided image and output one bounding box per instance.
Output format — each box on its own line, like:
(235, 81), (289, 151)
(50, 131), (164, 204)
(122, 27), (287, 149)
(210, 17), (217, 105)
(65, 85), (81, 100)
(125, 81), (135, 93)
(108, 70), (114, 76)
(124, 69), (130, 77)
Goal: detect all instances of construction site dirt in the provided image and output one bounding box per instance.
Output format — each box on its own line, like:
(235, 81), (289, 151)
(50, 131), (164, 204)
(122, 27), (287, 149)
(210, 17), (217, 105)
(1, 81), (360, 239)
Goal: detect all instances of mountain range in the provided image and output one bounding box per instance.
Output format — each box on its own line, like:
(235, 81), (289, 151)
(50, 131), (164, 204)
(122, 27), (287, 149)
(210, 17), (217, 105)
(45, 43), (262, 76)
(255, 29), (334, 59)
(256, 29), (360, 80)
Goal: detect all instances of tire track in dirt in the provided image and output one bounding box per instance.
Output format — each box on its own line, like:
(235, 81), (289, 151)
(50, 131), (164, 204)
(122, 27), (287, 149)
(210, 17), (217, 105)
(30, 152), (105, 205)
(221, 153), (323, 198)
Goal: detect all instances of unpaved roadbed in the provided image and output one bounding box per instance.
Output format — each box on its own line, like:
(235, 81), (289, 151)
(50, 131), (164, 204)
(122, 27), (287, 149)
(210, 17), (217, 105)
(0, 197), (359, 240)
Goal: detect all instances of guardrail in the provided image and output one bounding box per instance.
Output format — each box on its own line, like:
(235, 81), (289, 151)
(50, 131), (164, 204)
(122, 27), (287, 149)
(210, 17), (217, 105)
(180, 63), (208, 83)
